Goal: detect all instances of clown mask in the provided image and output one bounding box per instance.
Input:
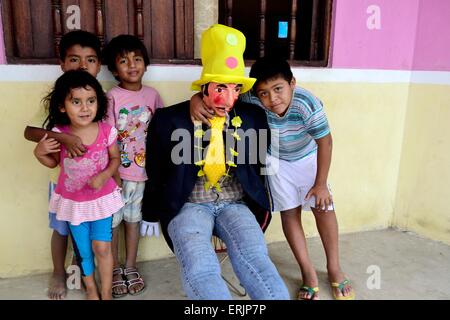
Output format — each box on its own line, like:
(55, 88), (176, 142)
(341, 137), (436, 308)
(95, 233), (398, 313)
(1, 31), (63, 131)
(202, 82), (242, 117)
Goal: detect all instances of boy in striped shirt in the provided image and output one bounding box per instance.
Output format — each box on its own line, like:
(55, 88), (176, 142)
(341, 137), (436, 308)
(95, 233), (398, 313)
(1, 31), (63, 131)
(190, 56), (355, 301)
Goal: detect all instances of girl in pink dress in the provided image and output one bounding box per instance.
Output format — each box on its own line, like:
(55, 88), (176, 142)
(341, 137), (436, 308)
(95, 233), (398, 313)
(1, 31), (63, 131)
(33, 70), (124, 300)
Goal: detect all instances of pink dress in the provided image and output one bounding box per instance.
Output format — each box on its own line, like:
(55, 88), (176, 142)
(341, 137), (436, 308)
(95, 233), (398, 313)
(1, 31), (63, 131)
(49, 122), (124, 225)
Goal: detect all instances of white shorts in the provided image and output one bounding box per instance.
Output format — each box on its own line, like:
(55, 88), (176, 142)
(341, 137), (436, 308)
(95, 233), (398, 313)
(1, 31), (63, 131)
(112, 180), (145, 228)
(266, 152), (334, 212)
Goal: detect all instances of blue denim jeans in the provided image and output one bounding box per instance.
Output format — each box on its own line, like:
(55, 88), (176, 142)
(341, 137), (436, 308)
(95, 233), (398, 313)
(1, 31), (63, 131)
(167, 201), (290, 300)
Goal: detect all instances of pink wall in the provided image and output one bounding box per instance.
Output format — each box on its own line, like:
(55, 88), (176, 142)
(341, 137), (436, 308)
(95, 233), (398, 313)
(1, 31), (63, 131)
(0, 7), (6, 64)
(332, 0), (450, 71)
(0, 1), (449, 70)
(412, 0), (450, 71)
(332, 0), (420, 70)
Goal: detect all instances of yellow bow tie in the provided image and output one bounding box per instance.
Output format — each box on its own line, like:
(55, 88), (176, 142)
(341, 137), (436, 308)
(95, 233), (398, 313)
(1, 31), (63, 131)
(203, 116), (226, 187)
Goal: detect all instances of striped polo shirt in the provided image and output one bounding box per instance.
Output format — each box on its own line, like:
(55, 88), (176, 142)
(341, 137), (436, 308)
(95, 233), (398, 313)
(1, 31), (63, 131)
(240, 87), (330, 161)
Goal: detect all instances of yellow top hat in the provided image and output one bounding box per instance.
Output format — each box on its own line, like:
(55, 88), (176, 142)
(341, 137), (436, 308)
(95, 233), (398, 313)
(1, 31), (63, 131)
(191, 24), (256, 93)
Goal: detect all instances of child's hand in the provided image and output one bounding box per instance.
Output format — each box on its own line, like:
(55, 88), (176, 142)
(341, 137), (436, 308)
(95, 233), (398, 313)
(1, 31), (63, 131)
(60, 133), (86, 158)
(305, 184), (333, 212)
(190, 92), (214, 126)
(34, 134), (60, 157)
(88, 172), (108, 191)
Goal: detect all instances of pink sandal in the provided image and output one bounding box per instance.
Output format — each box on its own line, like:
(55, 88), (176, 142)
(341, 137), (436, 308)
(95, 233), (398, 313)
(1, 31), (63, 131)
(112, 267), (128, 298)
(123, 266), (146, 296)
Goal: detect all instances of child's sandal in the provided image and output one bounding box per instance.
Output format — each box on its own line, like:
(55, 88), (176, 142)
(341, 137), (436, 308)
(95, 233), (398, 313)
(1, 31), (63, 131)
(112, 266), (128, 298)
(330, 279), (355, 300)
(297, 285), (319, 300)
(123, 266), (146, 296)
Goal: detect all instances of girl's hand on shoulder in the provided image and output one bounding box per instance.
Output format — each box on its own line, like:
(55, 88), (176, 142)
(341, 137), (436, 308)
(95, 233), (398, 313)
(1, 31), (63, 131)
(305, 184), (333, 212)
(34, 134), (60, 157)
(88, 172), (108, 191)
(60, 133), (86, 158)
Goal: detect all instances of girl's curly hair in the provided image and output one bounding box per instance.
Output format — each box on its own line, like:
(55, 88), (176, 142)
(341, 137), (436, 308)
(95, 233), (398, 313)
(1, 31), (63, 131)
(42, 70), (108, 130)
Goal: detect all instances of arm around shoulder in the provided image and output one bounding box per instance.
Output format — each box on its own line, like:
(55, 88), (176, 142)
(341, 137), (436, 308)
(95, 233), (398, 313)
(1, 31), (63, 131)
(24, 126), (49, 142)
(24, 125), (86, 158)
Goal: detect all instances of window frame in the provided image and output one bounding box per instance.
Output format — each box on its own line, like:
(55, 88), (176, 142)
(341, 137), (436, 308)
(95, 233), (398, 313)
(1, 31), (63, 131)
(219, 0), (334, 67)
(1, 0), (197, 65)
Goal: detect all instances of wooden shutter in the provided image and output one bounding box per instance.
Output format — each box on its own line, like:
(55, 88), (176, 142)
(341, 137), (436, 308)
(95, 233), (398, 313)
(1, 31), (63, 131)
(1, 0), (194, 64)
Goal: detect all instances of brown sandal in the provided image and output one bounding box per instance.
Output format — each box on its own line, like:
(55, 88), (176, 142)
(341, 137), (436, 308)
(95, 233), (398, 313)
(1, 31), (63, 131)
(112, 267), (128, 298)
(123, 266), (146, 296)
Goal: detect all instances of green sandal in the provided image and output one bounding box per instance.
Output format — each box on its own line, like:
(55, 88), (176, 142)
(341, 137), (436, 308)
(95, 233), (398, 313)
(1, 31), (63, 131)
(297, 285), (319, 300)
(330, 279), (355, 300)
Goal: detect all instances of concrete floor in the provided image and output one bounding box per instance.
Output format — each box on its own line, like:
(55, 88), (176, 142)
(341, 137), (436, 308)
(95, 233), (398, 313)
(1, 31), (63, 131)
(1, 228), (449, 300)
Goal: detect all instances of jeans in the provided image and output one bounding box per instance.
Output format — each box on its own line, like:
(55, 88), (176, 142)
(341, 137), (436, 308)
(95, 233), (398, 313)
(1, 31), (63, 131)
(167, 201), (290, 300)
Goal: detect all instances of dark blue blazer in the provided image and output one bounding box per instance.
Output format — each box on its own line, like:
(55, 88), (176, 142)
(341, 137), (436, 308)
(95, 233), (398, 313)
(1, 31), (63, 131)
(142, 100), (272, 249)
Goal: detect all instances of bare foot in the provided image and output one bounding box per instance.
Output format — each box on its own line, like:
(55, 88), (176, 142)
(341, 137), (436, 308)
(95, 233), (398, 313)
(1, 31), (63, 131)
(48, 272), (67, 300)
(85, 287), (100, 300)
(101, 290), (113, 300)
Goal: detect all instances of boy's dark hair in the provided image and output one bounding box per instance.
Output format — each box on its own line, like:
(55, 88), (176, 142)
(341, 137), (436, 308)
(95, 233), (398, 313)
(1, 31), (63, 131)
(59, 30), (102, 61)
(43, 70), (108, 130)
(103, 34), (150, 81)
(249, 56), (294, 88)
